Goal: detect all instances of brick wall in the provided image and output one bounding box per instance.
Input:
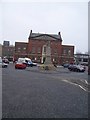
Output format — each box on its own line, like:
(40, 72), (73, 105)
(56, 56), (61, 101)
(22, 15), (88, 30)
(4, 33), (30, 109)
(61, 45), (74, 64)
(14, 32), (74, 64)
(27, 39), (62, 64)
(14, 42), (28, 60)
(2, 46), (15, 60)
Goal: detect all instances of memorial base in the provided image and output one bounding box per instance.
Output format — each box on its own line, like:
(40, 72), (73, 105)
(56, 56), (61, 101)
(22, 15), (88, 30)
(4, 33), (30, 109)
(38, 64), (56, 70)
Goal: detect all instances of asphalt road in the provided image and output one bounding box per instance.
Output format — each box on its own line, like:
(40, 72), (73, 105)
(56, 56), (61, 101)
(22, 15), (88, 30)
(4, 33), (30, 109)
(2, 63), (88, 118)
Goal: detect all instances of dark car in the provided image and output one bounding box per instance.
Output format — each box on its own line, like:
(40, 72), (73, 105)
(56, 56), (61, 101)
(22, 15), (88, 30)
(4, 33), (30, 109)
(63, 63), (70, 68)
(15, 61), (26, 69)
(68, 64), (85, 72)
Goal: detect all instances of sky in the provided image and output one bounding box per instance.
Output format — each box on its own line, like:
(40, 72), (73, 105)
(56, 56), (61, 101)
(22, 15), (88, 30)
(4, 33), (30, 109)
(0, 0), (89, 54)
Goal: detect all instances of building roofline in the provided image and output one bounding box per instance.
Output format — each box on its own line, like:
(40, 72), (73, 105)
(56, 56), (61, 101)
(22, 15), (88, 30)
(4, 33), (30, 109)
(15, 42), (28, 44)
(28, 30), (62, 42)
(62, 45), (74, 47)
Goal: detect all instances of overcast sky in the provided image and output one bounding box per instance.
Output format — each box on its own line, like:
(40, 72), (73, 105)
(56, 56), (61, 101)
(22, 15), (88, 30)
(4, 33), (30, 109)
(0, 0), (89, 53)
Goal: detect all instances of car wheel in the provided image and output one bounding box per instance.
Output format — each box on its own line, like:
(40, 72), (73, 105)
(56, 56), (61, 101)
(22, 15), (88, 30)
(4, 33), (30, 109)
(30, 64), (33, 67)
(77, 69), (80, 72)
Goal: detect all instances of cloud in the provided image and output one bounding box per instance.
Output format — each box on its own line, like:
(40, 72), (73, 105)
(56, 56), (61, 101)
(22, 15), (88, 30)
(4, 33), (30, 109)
(1, 2), (88, 53)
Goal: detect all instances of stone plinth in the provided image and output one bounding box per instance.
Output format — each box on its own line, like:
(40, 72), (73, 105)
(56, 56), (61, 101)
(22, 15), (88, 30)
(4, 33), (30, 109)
(39, 41), (55, 70)
(38, 64), (55, 70)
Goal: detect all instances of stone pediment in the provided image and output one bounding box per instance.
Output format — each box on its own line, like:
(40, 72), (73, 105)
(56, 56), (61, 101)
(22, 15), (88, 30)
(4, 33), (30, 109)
(29, 33), (62, 41)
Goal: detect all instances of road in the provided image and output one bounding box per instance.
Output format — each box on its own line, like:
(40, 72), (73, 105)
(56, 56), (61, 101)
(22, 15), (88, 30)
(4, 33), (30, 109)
(2, 63), (88, 118)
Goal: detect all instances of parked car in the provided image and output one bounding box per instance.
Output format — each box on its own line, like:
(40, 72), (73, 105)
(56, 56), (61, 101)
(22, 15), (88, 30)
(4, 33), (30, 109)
(2, 58), (9, 64)
(15, 61), (26, 69)
(23, 60), (37, 67)
(68, 64), (85, 72)
(0, 58), (8, 68)
(18, 57), (37, 67)
(63, 63), (70, 68)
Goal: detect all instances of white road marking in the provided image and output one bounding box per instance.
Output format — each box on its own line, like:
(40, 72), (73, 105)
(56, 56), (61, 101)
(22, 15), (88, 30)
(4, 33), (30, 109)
(78, 85), (87, 92)
(62, 79), (88, 92)
(51, 76), (89, 92)
(84, 80), (88, 85)
(62, 80), (78, 86)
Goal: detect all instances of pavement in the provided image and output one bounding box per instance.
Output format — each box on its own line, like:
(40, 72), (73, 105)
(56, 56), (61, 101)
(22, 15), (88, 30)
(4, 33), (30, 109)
(26, 65), (89, 92)
(2, 63), (88, 118)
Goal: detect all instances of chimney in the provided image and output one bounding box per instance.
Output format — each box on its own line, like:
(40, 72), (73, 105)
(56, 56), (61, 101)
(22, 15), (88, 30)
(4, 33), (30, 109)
(58, 32), (62, 41)
(28, 30), (32, 40)
(58, 32), (60, 35)
(31, 30), (32, 33)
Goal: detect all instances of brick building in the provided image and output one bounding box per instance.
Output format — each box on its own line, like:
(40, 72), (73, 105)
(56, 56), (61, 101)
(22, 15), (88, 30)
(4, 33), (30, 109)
(14, 30), (74, 65)
(14, 42), (28, 60)
(3, 41), (10, 47)
(61, 45), (74, 64)
(2, 41), (15, 61)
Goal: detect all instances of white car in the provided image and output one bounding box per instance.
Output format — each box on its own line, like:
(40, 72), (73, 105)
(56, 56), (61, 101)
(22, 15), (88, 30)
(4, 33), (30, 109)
(68, 64), (85, 72)
(18, 57), (37, 67)
(0, 57), (8, 68)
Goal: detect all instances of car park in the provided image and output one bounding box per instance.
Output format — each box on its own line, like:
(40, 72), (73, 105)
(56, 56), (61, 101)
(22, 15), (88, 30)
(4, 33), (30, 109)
(68, 64), (85, 72)
(15, 61), (26, 69)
